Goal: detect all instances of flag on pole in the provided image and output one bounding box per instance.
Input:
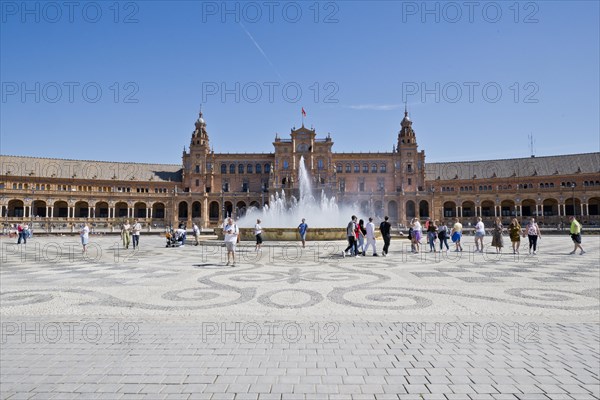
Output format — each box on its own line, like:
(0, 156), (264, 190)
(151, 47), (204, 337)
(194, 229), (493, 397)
(301, 107), (306, 117)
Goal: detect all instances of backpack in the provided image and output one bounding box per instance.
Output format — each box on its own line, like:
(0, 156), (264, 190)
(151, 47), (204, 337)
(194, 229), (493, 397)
(438, 225), (447, 239)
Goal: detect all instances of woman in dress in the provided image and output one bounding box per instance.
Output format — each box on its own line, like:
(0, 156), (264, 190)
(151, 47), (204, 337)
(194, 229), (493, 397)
(491, 217), (504, 253)
(508, 218), (521, 254)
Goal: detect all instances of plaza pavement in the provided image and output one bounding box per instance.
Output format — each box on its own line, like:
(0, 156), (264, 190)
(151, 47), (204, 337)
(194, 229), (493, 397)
(1, 234), (598, 400)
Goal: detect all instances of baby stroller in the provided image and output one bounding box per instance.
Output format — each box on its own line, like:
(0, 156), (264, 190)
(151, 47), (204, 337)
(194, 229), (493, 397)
(165, 228), (182, 247)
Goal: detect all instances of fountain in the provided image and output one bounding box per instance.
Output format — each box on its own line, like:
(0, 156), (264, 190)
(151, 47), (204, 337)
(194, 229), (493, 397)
(229, 156), (359, 241)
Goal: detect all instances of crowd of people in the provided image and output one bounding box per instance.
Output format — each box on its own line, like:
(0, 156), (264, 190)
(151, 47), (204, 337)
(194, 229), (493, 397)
(9, 214), (588, 260)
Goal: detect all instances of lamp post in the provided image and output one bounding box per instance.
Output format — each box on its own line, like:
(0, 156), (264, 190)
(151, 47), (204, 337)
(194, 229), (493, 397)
(430, 186), (435, 220)
(571, 182), (576, 217)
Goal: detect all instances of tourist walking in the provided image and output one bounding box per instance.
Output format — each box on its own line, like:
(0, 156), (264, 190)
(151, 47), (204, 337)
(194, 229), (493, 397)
(568, 216), (585, 255)
(408, 223), (416, 253)
(508, 218), (521, 254)
(438, 219), (450, 251)
(343, 216), (359, 257)
(80, 222), (89, 254)
(131, 219), (142, 249)
(298, 218), (308, 248)
(121, 220), (131, 249)
(427, 220), (438, 252)
(357, 219), (366, 255)
(451, 218), (463, 252)
(254, 219), (263, 252)
(474, 217), (485, 253)
(413, 219), (422, 253)
(380, 216), (391, 256)
(491, 217), (504, 253)
(16, 223), (26, 244)
(223, 217), (239, 266)
(192, 222), (200, 246)
(363, 217), (378, 256)
(525, 217), (541, 255)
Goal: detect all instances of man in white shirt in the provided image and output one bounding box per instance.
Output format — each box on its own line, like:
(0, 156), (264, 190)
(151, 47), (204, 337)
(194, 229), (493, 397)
(131, 220), (142, 249)
(223, 217), (239, 266)
(175, 225), (186, 246)
(80, 223), (90, 254)
(362, 217), (378, 256)
(193, 223), (200, 246)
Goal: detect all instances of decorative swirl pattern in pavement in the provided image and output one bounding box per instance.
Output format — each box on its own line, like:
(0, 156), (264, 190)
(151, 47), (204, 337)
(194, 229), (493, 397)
(1, 236), (598, 315)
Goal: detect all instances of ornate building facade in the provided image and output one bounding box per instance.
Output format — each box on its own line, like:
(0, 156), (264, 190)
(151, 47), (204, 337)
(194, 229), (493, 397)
(1, 110), (599, 230)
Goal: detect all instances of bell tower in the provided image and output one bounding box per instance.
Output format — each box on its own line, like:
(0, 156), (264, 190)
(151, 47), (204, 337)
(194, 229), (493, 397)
(396, 106), (425, 192)
(182, 109), (213, 194)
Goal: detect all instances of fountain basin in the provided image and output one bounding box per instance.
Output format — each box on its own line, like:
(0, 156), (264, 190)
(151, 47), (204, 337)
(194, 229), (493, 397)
(216, 228), (382, 241)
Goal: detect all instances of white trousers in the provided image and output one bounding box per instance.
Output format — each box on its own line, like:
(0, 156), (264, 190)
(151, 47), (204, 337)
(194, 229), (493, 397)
(363, 237), (377, 254)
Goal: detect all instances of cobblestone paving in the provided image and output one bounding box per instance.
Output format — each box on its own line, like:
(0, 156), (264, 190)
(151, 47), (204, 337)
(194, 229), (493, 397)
(1, 235), (598, 399)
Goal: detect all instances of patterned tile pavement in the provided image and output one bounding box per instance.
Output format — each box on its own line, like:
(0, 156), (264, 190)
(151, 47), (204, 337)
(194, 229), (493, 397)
(1, 235), (598, 399)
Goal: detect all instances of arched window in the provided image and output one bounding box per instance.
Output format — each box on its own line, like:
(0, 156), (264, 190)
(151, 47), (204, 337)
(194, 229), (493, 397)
(221, 164), (227, 174)
(264, 163), (271, 173)
(354, 164), (360, 173)
(363, 163), (368, 173)
(247, 164), (253, 174)
(380, 164), (386, 173)
(283, 160), (289, 170)
(256, 164), (262, 174)
(371, 164), (377, 173)
(238, 164), (244, 174)
(336, 164), (342, 173)
(346, 164), (351, 173)
(229, 164), (235, 174)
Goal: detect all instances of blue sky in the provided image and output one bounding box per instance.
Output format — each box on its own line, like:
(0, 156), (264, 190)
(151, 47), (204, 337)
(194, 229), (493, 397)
(1, 1), (599, 164)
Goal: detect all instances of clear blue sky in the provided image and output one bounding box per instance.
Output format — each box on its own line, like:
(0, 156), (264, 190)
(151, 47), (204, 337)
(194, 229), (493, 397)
(1, 1), (599, 164)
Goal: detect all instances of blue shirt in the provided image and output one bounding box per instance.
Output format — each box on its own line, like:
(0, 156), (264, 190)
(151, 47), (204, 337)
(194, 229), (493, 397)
(298, 223), (308, 235)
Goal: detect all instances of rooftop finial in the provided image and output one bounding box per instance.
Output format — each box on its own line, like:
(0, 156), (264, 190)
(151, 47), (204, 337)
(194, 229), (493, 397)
(404, 103), (408, 117)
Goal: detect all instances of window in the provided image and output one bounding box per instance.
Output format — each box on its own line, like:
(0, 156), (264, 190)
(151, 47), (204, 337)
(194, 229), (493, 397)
(264, 163), (271, 173)
(377, 178), (385, 191)
(256, 164), (261, 174)
(195, 165), (200, 173)
(359, 181), (365, 192)
(346, 164), (351, 173)
(206, 162), (213, 172)
(336, 164), (342, 173)
(363, 164), (368, 173)
(339, 178), (345, 192)
(354, 164), (359, 173)
(407, 164), (413, 173)
(238, 164), (244, 174)
(223, 182), (229, 192)
(318, 159), (324, 170)
(380, 164), (386, 173)
(283, 160), (289, 170)
(229, 164), (235, 174)
(242, 182), (249, 192)
(372, 164), (377, 173)
(221, 164), (227, 174)
(195, 179), (200, 187)
(408, 178), (412, 186)
(247, 164), (253, 174)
